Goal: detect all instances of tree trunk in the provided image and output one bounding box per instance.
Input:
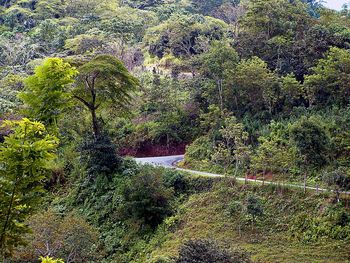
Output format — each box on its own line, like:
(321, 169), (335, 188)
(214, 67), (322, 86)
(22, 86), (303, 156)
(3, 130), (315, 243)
(217, 79), (223, 112)
(91, 108), (100, 138)
(0, 181), (17, 259)
(303, 173), (307, 194)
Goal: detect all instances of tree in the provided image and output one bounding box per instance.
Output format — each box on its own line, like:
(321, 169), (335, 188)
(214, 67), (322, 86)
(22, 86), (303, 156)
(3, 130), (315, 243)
(0, 73), (24, 116)
(191, 0), (227, 15)
(34, 0), (64, 20)
(214, 2), (246, 37)
(302, 0), (323, 17)
(290, 117), (331, 192)
(0, 119), (59, 259)
(212, 116), (250, 175)
(305, 47), (350, 106)
(230, 57), (280, 115)
(20, 211), (99, 263)
(123, 0), (164, 10)
(251, 121), (299, 179)
(0, 35), (40, 68)
(80, 132), (121, 180)
(280, 74), (305, 112)
(73, 55), (139, 138)
(198, 42), (239, 111)
(323, 168), (350, 202)
(145, 14), (228, 59)
(19, 58), (78, 131)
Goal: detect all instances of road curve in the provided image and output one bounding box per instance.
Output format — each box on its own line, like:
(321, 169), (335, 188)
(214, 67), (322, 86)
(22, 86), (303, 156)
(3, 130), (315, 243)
(134, 155), (350, 195)
(135, 155), (185, 168)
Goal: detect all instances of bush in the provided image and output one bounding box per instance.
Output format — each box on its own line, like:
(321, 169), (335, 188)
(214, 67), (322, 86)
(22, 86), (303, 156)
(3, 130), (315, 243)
(120, 166), (175, 228)
(163, 170), (189, 195)
(80, 132), (122, 180)
(246, 195), (264, 222)
(290, 204), (350, 242)
(323, 168), (350, 201)
(175, 239), (253, 263)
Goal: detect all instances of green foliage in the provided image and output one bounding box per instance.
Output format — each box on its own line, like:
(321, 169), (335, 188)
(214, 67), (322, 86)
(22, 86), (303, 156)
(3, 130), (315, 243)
(246, 195), (264, 223)
(14, 210), (99, 262)
(145, 14), (228, 58)
(80, 132), (121, 180)
(197, 42), (239, 110)
(322, 168), (350, 201)
(290, 116), (331, 168)
(212, 116), (250, 174)
(74, 55), (139, 137)
(228, 200), (243, 216)
(231, 56), (280, 115)
(123, 0), (164, 10)
(281, 74), (305, 111)
(120, 166), (174, 228)
(0, 118), (58, 258)
(290, 204), (350, 243)
(163, 170), (188, 195)
(64, 34), (105, 55)
(31, 19), (69, 52)
(252, 121), (299, 175)
(3, 0), (350, 262)
(0, 73), (24, 116)
(175, 239), (253, 263)
(305, 47), (350, 106)
(19, 58), (78, 130)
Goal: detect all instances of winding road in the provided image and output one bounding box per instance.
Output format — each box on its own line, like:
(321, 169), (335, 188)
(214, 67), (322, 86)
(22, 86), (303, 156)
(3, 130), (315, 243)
(135, 155), (350, 195)
(135, 155), (185, 168)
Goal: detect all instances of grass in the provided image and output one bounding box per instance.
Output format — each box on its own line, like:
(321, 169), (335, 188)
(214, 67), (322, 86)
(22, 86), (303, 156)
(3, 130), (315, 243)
(140, 179), (350, 263)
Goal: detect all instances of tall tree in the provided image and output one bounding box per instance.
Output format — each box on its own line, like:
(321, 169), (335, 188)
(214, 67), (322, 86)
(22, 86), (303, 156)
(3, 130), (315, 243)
(19, 58), (78, 132)
(199, 42), (239, 111)
(0, 119), (58, 259)
(73, 55), (139, 138)
(230, 57), (280, 115)
(290, 117), (330, 192)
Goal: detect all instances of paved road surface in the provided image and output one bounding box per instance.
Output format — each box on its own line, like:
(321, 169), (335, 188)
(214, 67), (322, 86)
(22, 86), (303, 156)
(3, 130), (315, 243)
(135, 155), (185, 168)
(134, 155), (350, 195)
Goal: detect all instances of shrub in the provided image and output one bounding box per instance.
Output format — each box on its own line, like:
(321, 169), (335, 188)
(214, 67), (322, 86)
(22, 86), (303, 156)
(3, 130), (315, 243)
(323, 168), (350, 201)
(120, 166), (174, 228)
(80, 132), (122, 180)
(175, 239), (253, 263)
(246, 195), (263, 222)
(163, 170), (189, 195)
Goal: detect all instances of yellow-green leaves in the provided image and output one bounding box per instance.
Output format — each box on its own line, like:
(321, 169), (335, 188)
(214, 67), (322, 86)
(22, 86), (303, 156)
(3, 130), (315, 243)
(0, 118), (59, 258)
(40, 256), (64, 263)
(19, 58), (78, 131)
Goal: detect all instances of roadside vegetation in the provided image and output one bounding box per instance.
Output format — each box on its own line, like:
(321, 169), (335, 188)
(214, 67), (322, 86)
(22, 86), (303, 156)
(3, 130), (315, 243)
(0, 0), (349, 262)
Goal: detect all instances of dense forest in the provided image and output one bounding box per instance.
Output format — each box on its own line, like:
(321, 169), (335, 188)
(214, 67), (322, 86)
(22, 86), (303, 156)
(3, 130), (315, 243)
(0, 0), (350, 262)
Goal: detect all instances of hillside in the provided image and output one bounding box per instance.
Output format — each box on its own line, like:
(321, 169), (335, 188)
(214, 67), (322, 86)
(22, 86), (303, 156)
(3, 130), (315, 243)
(0, 0), (350, 262)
